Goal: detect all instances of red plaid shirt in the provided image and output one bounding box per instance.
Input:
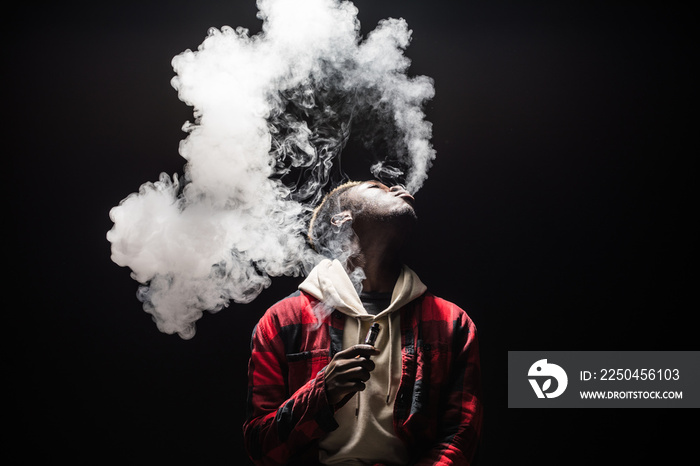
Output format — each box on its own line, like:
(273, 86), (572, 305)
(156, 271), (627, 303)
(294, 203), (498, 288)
(243, 290), (483, 465)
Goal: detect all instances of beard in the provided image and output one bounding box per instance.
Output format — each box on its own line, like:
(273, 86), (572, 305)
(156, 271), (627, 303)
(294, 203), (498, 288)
(353, 202), (417, 244)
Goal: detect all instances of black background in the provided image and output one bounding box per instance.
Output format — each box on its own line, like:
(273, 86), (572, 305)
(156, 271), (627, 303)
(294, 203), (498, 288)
(10, 1), (694, 464)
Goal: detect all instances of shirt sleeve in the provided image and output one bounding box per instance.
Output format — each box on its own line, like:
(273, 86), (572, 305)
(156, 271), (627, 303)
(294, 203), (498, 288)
(242, 311), (339, 465)
(413, 311), (484, 466)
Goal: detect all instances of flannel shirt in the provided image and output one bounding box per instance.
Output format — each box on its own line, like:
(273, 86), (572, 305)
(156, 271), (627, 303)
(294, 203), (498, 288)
(243, 289), (483, 465)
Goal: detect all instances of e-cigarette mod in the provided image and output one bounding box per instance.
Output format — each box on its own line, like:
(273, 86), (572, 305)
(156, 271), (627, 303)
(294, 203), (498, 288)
(364, 323), (380, 346)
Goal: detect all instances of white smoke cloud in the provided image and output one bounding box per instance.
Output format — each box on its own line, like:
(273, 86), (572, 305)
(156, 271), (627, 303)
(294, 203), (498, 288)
(107, 0), (436, 338)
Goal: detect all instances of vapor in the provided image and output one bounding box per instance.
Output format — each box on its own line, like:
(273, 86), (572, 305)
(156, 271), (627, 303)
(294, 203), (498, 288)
(107, 0), (436, 338)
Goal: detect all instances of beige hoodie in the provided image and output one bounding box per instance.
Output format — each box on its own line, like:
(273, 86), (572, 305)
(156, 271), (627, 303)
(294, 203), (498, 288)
(299, 259), (427, 465)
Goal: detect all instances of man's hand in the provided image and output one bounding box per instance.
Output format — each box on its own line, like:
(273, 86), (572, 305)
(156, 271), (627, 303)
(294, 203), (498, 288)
(323, 344), (380, 406)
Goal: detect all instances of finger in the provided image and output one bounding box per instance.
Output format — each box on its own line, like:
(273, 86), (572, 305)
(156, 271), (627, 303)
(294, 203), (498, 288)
(358, 358), (375, 372)
(339, 380), (366, 392)
(326, 380), (365, 405)
(328, 378), (367, 395)
(337, 344), (381, 359)
(336, 366), (371, 382)
(335, 357), (376, 372)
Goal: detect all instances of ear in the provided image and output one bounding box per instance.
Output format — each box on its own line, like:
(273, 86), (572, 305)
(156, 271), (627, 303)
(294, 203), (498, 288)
(330, 210), (353, 227)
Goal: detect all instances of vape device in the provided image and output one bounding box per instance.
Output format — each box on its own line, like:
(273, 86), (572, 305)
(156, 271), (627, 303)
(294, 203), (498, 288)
(364, 323), (380, 346)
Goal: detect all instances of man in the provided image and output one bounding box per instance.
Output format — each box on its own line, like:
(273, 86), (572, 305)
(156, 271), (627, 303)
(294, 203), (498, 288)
(243, 180), (483, 465)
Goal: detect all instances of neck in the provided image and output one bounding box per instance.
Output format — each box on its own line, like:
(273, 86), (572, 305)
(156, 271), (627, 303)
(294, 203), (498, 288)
(343, 215), (413, 294)
(360, 259), (401, 293)
(353, 237), (403, 293)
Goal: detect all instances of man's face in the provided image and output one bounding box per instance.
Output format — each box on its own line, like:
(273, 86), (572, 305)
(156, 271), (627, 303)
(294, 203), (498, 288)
(343, 180), (417, 222)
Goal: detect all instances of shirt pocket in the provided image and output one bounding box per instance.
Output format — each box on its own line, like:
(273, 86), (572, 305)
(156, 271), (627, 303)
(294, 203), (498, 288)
(286, 349), (329, 393)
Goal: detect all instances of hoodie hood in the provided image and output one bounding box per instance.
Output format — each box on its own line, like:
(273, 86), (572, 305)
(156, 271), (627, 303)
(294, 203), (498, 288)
(299, 258), (427, 319)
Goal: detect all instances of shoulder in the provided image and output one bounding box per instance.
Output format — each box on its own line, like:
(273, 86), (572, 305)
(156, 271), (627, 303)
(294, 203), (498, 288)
(419, 293), (476, 329)
(255, 290), (319, 335)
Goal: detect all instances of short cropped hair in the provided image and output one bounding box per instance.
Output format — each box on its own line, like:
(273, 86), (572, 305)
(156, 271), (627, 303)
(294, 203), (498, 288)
(308, 180), (361, 254)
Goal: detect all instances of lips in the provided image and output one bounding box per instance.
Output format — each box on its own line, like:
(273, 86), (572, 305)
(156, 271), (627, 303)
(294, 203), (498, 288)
(393, 188), (415, 204)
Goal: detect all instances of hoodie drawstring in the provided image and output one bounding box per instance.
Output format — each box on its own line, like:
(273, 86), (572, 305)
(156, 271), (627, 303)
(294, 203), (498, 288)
(355, 322), (362, 417)
(386, 315), (393, 404)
